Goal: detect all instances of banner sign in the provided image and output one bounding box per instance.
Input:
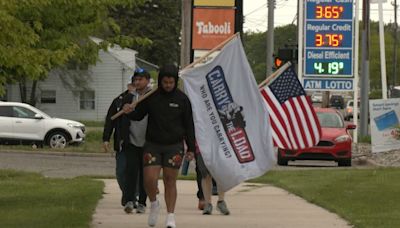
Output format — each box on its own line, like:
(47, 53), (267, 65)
(194, 0), (235, 7)
(303, 78), (354, 90)
(370, 98), (400, 153)
(192, 8), (235, 50)
(181, 37), (275, 191)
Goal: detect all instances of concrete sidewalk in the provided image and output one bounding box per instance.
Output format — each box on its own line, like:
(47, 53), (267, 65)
(92, 180), (351, 228)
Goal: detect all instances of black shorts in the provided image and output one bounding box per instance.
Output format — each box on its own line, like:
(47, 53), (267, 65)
(143, 141), (184, 169)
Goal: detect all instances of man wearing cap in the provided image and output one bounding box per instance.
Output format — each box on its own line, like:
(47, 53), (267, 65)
(123, 64), (195, 228)
(119, 68), (152, 214)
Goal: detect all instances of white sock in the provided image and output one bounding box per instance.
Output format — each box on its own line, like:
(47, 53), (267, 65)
(151, 200), (158, 208)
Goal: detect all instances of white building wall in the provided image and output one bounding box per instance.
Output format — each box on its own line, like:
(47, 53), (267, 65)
(7, 50), (135, 121)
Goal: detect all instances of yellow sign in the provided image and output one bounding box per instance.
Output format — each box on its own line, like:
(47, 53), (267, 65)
(194, 0), (235, 7)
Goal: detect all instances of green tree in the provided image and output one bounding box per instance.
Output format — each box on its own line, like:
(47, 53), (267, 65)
(110, 0), (181, 66)
(0, 0), (147, 105)
(369, 21), (400, 98)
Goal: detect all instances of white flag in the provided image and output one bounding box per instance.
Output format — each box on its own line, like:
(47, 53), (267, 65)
(181, 36), (275, 191)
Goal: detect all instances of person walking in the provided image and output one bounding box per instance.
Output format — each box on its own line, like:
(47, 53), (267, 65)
(102, 81), (135, 208)
(120, 68), (152, 214)
(123, 64), (195, 228)
(196, 144), (230, 216)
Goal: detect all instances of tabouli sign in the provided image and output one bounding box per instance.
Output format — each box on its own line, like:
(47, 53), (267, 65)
(192, 8), (235, 50)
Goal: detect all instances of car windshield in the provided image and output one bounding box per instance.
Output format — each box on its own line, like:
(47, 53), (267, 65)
(27, 105), (51, 118)
(317, 112), (344, 128)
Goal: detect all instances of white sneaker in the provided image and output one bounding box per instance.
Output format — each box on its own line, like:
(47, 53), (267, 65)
(124, 201), (134, 214)
(165, 213), (176, 228)
(148, 200), (160, 227)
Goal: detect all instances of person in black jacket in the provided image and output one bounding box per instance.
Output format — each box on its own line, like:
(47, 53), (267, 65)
(102, 83), (134, 207)
(123, 64), (195, 228)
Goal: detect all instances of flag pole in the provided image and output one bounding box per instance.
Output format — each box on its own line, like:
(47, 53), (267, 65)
(110, 87), (157, 121)
(258, 62), (292, 89)
(112, 33), (240, 121)
(182, 33), (240, 71)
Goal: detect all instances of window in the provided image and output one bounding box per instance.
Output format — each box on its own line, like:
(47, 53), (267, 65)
(0, 106), (12, 117)
(41, 90), (56, 104)
(80, 91), (95, 110)
(12, 106), (37, 119)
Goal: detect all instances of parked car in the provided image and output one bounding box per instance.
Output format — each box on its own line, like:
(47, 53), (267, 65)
(343, 100), (360, 121)
(329, 95), (345, 109)
(311, 92), (323, 103)
(277, 107), (356, 167)
(0, 102), (85, 148)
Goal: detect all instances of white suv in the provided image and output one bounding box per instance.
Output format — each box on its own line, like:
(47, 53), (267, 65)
(0, 102), (85, 148)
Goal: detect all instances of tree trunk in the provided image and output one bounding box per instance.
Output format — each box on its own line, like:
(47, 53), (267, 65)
(19, 79), (27, 103)
(29, 80), (38, 106)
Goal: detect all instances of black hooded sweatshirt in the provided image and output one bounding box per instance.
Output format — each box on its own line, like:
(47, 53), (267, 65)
(102, 90), (129, 151)
(126, 65), (195, 152)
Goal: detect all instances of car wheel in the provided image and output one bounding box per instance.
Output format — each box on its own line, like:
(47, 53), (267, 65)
(338, 159), (352, 167)
(47, 132), (68, 149)
(277, 152), (288, 166)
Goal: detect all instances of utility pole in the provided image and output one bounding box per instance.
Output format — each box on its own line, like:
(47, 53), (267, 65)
(180, 0), (191, 67)
(360, 0), (370, 137)
(393, 0), (398, 91)
(266, 0), (275, 77)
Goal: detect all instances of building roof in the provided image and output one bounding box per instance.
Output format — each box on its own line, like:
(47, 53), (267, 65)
(90, 37), (137, 70)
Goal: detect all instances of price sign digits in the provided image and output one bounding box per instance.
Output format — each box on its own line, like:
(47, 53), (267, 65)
(313, 62), (344, 74)
(315, 6), (344, 19)
(315, 34), (343, 47)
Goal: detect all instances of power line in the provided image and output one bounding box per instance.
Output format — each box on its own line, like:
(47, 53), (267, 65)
(244, 3), (267, 17)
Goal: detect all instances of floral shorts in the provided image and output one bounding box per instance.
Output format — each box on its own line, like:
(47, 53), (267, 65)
(143, 141), (184, 169)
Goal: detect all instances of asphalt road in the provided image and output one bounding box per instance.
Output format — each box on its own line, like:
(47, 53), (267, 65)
(0, 151), (115, 178)
(0, 151), (358, 179)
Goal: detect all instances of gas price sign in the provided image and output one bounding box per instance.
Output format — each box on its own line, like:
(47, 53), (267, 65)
(304, 0), (354, 78)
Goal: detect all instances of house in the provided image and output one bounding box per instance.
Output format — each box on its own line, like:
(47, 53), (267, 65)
(5, 37), (157, 121)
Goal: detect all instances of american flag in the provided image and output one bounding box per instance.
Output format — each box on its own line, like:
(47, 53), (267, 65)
(260, 67), (321, 149)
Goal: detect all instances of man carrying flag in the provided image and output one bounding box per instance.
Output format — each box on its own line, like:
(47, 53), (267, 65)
(181, 34), (275, 192)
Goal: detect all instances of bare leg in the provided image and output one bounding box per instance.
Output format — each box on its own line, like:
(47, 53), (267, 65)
(218, 191), (225, 201)
(163, 167), (179, 213)
(201, 175), (212, 204)
(144, 166), (162, 202)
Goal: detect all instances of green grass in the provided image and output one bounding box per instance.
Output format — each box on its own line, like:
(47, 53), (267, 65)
(250, 168), (400, 228)
(358, 135), (371, 144)
(0, 170), (104, 228)
(79, 120), (104, 127)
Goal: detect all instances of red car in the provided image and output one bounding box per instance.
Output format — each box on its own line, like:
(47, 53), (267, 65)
(277, 108), (356, 167)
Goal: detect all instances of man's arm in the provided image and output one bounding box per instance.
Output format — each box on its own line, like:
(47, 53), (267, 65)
(123, 96), (149, 121)
(102, 98), (120, 152)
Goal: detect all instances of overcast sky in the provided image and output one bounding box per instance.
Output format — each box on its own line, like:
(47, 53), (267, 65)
(243, 0), (399, 32)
